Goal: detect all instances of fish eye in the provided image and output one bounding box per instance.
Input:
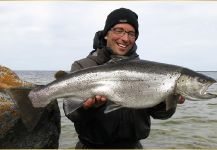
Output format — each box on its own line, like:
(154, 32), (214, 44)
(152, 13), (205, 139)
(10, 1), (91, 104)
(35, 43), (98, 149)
(198, 78), (206, 83)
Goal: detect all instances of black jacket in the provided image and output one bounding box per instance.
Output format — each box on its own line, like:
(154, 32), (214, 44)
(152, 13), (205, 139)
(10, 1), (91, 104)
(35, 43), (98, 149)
(63, 31), (177, 148)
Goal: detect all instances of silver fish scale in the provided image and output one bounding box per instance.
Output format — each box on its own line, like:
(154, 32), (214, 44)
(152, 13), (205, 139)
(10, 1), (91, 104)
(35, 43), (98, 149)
(87, 70), (181, 108)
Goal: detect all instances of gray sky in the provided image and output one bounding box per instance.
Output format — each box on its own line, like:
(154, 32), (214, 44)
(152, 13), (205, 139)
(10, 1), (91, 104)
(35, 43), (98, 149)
(1, 1), (217, 71)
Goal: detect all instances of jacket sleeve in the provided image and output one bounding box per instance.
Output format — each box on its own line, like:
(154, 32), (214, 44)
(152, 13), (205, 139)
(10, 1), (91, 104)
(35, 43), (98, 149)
(148, 96), (178, 120)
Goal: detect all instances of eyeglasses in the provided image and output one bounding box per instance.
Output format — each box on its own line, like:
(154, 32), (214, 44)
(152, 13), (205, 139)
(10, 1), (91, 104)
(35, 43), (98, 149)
(110, 27), (136, 39)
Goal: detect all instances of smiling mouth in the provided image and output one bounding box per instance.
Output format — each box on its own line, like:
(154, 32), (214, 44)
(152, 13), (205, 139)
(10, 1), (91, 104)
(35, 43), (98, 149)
(117, 43), (127, 49)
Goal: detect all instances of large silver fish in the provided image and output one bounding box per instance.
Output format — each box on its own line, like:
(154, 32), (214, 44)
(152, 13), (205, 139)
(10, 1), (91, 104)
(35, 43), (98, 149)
(6, 60), (217, 130)
(28, 60), (216, 108)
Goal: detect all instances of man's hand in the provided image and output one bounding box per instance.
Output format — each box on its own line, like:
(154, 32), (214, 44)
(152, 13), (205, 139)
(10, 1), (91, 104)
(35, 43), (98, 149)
(83, 95), (107, 109)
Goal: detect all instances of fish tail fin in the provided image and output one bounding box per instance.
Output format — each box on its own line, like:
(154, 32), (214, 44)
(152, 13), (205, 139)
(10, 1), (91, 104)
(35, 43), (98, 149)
(4, 86), (44, 132)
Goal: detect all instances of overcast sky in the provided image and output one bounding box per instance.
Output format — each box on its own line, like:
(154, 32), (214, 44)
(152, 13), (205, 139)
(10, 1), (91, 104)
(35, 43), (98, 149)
(1, 1), (217, 71)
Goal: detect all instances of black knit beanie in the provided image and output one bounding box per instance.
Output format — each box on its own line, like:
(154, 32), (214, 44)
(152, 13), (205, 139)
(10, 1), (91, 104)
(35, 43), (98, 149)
(103, 8), (139, 40)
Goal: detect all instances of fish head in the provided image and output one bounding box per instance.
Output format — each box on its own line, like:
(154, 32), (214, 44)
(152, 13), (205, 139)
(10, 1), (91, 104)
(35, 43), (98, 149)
(176, 69), (217, 100)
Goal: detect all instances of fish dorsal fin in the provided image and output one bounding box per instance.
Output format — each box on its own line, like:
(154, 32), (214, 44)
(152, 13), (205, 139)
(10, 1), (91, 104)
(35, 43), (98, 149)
(54, 70), (68, 79)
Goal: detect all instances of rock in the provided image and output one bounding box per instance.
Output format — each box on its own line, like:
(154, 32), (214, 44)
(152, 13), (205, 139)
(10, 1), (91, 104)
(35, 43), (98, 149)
(0, 65), (33, 89)
(0, 65), (61, 148)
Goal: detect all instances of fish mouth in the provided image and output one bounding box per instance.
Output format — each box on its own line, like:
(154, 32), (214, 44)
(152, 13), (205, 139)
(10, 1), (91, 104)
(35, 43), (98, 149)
(202, 81), (217, 98)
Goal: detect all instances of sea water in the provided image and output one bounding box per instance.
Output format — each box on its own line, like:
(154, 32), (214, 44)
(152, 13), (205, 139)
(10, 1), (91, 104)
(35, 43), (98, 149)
(16, 71), (217, 148)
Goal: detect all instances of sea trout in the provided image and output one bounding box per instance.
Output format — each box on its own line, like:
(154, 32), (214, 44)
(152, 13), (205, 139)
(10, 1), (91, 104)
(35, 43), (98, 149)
(6, 60), (217, 130)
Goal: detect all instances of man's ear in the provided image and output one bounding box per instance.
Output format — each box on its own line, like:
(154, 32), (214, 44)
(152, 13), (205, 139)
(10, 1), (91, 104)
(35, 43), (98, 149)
(104, 36), (107, 40)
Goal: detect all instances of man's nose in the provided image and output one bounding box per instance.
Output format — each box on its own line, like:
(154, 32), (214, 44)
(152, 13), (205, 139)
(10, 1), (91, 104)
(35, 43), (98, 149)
(120, 32), (130, 41)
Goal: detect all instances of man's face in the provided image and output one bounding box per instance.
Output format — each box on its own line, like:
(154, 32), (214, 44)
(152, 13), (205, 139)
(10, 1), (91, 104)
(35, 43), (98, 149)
(105, 23), (136, 56)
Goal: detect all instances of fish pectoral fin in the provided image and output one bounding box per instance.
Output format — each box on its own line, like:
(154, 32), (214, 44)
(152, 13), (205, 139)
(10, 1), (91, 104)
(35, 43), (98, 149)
(4, 87), (44, 132)
(104, 101), (123, 114)
(165, 94), (178, 111)
(63, 98), (83, 117)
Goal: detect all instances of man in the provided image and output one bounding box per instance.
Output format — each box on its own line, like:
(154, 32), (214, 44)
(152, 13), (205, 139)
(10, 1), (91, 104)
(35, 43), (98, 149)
(62, 8), (185, 149)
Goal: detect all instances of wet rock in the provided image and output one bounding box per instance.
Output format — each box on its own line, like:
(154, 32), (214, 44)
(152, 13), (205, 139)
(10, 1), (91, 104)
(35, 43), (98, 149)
(0, 95), (20, 139)
(0, 65), (32, 89)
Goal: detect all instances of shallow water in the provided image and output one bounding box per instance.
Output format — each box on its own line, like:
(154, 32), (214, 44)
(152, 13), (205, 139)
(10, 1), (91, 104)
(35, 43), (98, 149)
(16, 71), (217, 148)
